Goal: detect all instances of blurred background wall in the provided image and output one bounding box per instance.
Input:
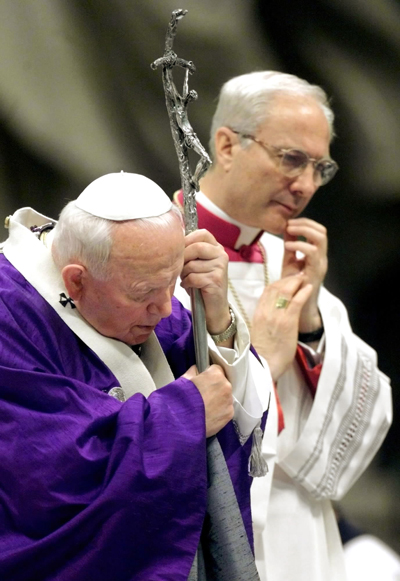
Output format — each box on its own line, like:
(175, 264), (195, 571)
(1, 0), (399, 552)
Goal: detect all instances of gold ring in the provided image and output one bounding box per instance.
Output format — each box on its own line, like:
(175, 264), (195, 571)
(275, 297), (290, 309)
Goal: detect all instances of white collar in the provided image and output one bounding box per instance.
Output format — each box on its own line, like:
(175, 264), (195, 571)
(196, 191), (263, 249)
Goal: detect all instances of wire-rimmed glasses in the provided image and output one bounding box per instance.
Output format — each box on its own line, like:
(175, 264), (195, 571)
(232, 131), (339, 186)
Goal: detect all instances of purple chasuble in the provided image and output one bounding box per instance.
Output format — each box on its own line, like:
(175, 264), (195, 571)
(0, 254), (253, 580)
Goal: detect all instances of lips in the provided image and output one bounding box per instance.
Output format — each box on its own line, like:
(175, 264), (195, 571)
(136, 319), (161, 331)
(275, 201), (295, 213)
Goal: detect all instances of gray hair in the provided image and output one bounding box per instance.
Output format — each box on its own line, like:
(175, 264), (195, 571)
(209, 71), (335, 160)
(52, 201), (183, 280)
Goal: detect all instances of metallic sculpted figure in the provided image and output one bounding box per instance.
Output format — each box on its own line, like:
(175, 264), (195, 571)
(151, 9), (211, 232)
(151, 10), (260, 581)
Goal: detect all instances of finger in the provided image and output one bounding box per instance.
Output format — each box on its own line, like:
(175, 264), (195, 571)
(286, 283), (313, 313)
(284, 240), (322, 260)
(185, 228), (219, 248)
(282, 240), (301, 275)
(178, 281), (191, 297)
(287, 217), (326, 234)
(286, 225), (327, 254)
(286, 222), (326, 238)
(182, 364), (199, 380)
(181, 259), (226, 288)
(205, 363), (224, 375)
(285, 228), (327, 251)
(183, 244), (227, 268)
(182, 255), (222, 273)
(184, 246), (226, 267)
(284, 244), (327, 278)
(180, 272), (225, 293)
(282, 245), (303, 275)
(199, 364), (228, 385)
(257, 274), (305, 308)
(273, 273), (306, 297)
(282, 223), (308, 269)
(284, 228), (298, 244)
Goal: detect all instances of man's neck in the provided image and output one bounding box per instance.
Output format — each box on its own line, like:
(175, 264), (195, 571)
(196, 191), (262, 249)
(174, 188), (264, 263)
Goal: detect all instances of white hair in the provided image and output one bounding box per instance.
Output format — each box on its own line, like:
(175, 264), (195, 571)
(52, 201), (183, 280)
(209, 71), (335, 159)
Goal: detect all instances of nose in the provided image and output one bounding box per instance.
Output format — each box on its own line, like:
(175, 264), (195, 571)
(288, 163), (319, 198)
(147, 288), (173, 318)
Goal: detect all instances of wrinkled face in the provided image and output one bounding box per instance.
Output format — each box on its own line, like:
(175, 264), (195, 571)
(76, 217), (185, 345)
(222, 94), (332, 234)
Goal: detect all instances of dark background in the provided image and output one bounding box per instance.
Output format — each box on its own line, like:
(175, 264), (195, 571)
(1, 0), (399, 551)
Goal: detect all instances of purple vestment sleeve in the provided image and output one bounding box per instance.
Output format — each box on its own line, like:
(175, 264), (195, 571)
(0, 256), (207, 580)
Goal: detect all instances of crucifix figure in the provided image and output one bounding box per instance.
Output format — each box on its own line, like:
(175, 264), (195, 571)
(151, 9), (211, 233)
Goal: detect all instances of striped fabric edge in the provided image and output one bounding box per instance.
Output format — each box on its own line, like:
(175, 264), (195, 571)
(313, 353), (380, 498)
(291, 337), (348, 491)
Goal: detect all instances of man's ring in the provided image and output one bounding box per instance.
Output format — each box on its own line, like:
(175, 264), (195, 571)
(275, 296), (290, 309)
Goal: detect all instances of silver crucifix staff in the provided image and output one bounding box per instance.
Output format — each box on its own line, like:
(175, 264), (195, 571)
(151, 8), (211, 373)
(151, 10), (261, 581)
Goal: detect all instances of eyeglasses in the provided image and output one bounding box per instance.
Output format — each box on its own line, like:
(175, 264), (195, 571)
(233, 131), (339, 186)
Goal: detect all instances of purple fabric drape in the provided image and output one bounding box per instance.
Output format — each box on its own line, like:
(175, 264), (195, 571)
(0, 255), (252, 580)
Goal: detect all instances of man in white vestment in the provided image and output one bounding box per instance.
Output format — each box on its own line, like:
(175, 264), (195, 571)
(173, 71), (392, 581)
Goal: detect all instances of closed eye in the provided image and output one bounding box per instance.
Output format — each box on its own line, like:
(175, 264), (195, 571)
(127, 290), (154, 303)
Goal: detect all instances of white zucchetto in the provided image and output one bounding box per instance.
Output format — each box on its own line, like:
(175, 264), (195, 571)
(75, 172), (172, 221)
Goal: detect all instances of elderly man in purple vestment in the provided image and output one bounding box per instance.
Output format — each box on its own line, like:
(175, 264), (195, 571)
(0, 172), (271, 580)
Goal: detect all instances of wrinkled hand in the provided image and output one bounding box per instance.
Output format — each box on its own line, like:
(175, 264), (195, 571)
(251, 274), (313, 381)
(282, 218), (327, 332)
(183, 364), (234, 437)
(180, 229), (231, 336)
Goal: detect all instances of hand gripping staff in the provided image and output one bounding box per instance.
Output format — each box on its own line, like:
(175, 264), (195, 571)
(151, 10), (260, 581)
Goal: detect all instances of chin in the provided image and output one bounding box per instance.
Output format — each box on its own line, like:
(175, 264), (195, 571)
(262, 220), (287, 236)
(130, 329), (153, 345)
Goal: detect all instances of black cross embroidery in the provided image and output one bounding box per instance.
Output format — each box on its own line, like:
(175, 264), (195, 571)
(59, 292), (76, 309)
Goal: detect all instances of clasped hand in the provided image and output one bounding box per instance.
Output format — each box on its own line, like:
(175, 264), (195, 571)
(184, 364), (233, 437)
(180, 229), (231, 336)
(251, 218), (328, 381)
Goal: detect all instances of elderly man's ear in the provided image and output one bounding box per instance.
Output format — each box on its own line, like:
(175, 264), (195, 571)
(61, 265), (86, 302)
(214, 127), (239, 171)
